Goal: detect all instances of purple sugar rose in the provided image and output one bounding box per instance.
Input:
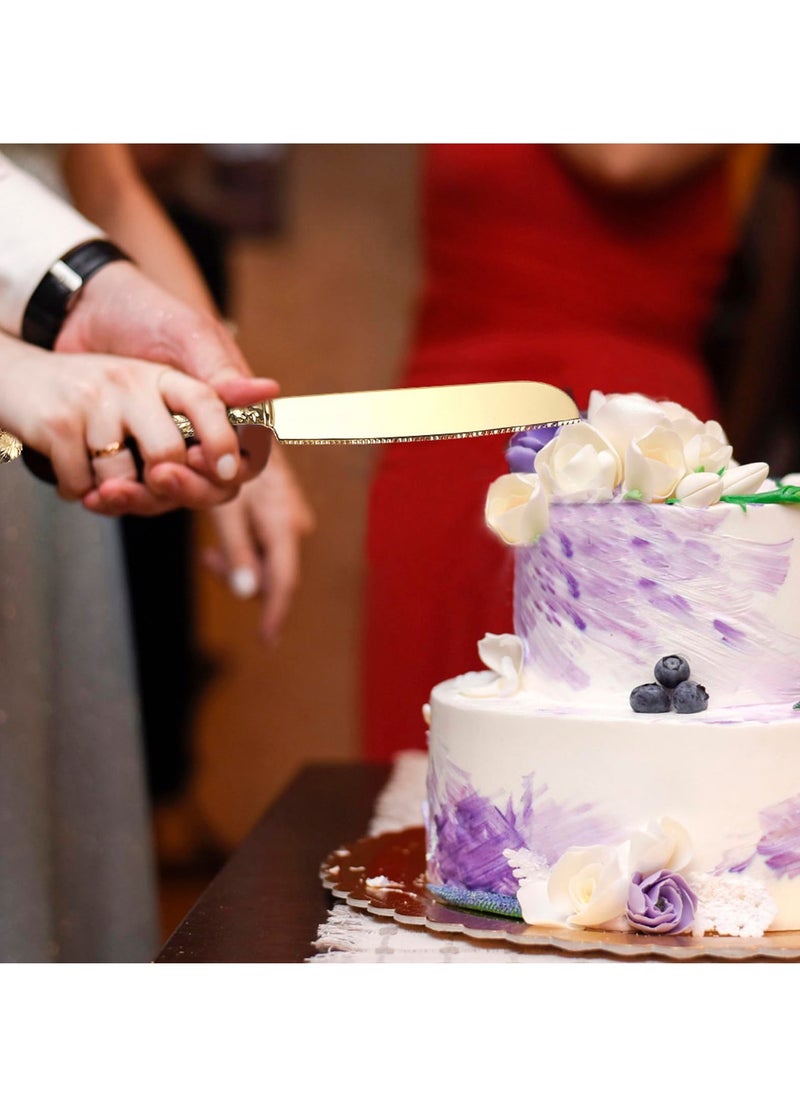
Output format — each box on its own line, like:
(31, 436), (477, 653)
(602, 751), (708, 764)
(506, 425), (561, 473)
(626, 869), (698, 935)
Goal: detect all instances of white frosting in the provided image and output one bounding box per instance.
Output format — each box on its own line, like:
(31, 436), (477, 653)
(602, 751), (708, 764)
(512, 500), (800, 711)
(425, 392), (800, 935)
(427, 680), (800, 930)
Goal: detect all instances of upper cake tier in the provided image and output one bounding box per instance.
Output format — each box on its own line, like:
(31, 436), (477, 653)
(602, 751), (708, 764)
(513, 499), (800, 713)
(484, 390), (800, 718)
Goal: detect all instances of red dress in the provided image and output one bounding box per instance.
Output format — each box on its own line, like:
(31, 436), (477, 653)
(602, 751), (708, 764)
(361, 145), (736, 760)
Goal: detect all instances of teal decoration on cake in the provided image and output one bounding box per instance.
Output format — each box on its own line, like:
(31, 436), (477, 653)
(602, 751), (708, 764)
(428, 883), (523, 920)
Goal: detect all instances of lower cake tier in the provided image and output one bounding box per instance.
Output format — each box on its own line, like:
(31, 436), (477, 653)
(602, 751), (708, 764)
(426, 674), (800, 936)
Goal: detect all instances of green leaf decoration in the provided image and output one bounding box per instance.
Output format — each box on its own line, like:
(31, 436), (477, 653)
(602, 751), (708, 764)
(721, 484), (800, 508)
(623, 489), (643, 501)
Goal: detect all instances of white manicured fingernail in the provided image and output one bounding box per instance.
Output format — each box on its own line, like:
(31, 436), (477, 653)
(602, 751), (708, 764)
(230, 568), (258, 599)
(217, 453), (238, 481)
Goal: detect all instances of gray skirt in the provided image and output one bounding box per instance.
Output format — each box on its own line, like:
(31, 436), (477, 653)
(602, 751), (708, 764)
(0, 460), (158, 961)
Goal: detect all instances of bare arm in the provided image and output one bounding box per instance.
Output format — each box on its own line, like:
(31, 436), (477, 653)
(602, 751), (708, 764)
(556, 144), (729, 193)
(62, 143), (217, 313)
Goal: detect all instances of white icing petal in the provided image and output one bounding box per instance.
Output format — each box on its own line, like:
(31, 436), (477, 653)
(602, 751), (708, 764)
(587, 392), (668, 460)
(534, 422), (622, 502)
(628, 817), (694, 876)
(682, 433), (733, 476)
(779, 472), (800, 487)
(516, 877), (566, 927)
(462, 633), (525, 697)
(720, 462), (770, 495)
(422, 703), (431, 727)
(485, 473), (549, 545)
(547, 844), (629, 928)
(674, 471), (725, 508)
(659, 402), (703, 428)
(623, 426), (687, 502)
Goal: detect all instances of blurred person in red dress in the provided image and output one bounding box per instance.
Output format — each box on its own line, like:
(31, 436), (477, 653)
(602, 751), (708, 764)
(361, 144), (757, 761)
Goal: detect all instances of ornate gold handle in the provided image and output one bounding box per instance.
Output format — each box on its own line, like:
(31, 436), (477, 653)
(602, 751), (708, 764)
(0, 402), (272, 469)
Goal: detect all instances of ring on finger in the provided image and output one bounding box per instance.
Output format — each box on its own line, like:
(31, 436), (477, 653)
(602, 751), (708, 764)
(90, 441), (125, 460)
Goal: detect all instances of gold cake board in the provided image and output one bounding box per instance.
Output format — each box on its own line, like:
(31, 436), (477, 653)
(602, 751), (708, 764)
(321, 827), (800, 961)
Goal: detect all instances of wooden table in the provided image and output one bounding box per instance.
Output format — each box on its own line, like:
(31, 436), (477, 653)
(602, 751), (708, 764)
(155, 762), (390, 963)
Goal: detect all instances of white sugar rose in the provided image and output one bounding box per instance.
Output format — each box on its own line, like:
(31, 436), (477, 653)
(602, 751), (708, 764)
(546, 844), (630, 929)
(682, 430), (733, 476)
(658, 401), (703, 427)
(534, 421), (622, 503)
(720, 462), (770, 495)
(587, 391), (668, 460)
(623, 426), (687, 502)
(485, 473), (549, 545)
(674, 471), (725, 508)
(629, 817), (693, 877)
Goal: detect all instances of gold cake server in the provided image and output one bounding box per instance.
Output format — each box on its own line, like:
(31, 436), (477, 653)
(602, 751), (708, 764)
(0, 380), (579, 480)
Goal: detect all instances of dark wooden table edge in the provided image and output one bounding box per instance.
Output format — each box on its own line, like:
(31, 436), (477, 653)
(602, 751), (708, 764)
(154, 761), (390, 963)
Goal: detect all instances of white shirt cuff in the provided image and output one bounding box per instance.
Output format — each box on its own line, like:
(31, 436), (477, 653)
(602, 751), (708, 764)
(0, 152), (105, 337)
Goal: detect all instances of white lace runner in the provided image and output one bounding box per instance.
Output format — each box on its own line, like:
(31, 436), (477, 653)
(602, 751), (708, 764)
(309, 750), (589, 963)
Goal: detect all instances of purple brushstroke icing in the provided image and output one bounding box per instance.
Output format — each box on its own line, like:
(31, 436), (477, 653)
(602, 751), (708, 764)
(756, 794), (800, 878)
(514, 502), (796, 699)
(714, 792), (800, 879)
(427, 749), (625, 893)
(713, 619), (747, 647)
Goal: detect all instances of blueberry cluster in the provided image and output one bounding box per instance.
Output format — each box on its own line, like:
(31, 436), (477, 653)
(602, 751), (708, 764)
(630, 655), (709, 714)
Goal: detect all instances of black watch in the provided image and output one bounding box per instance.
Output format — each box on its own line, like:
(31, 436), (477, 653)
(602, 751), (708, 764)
(21, 238), (131, 350)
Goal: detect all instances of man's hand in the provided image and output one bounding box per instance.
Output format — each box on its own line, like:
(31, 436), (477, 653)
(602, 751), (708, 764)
(56, 260), (278, 451)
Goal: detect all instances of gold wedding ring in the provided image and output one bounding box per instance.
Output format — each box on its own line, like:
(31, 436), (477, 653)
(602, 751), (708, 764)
(89, 441), (125, 460)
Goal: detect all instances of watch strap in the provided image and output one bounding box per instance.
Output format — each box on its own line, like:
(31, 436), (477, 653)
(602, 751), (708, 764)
(22, 238), (131, 349)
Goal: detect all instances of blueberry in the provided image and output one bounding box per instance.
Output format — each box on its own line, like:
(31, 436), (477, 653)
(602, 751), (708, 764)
(630, 683), (672, 713)
(654, 655), (691, 689)
(673, 680), (709, 714)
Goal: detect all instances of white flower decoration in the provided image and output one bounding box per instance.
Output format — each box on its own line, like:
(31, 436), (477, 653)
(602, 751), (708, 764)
(682, 431), (732, 476)
(628, 817), (693, 877)
(720, 462), (770, 496)
(534, 421), (622, 503)
(623, 426), (687, 502)
(674, 471), (725, 508)
(461, 633), (525, 697)
(485, 473), (549, 545)
(587, 391), (668, 461)
(546, 844), (630, 928)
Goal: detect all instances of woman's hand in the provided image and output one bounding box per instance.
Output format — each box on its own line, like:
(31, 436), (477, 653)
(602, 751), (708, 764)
(203, 447), (315, 641)
(0, 333), (264, 517)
